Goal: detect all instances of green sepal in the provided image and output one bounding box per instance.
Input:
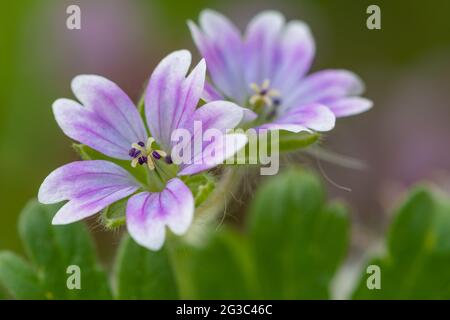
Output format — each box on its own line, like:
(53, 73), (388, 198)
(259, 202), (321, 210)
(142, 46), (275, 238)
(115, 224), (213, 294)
(182, 173), (216, 207)
(278, 131), (320, 152)
(100, 198), (128, 230)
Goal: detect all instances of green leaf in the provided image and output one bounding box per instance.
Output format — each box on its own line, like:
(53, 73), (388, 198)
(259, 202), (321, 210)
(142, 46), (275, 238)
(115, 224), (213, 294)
(114, 229), (255, 299)
(0, 252), (45, 299)
(175, 229), (257, 299)
(247, 168), (350, 299)
(10, 200), (112, 299)
(115, 235), (178, 299)
(352, 187), (450, 299)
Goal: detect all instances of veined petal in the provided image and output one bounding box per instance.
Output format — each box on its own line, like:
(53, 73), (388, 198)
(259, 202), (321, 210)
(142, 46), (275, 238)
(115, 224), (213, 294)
(38, 160), (140, 224)
(188, 10), (247, 104)
(192, 100), (246, 132)
(174, 101), (249, 175)
(54, 75), (147, 160)
(261, 103), (335, 133)
(283, 70), (365, 112)
(271, 21), (315, 93)
(126, 178), (194, 251)
(183, 100), (245, 158)
(178, 133), (248, 176)
(201, 86), (257, 124)
(326, 97), (373, 117)
(244, 11), (285, 87)
(145, 50), (205, 150)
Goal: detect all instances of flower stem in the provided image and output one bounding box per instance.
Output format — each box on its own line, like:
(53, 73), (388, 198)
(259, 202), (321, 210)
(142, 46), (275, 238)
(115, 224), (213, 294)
(185, 166), (245, 244)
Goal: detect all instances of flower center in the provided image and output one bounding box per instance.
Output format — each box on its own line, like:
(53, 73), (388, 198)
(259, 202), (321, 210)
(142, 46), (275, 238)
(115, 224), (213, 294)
(249, 79), (282, 109)
(128, 137), (168, 170)
(249, 79), (282, 121)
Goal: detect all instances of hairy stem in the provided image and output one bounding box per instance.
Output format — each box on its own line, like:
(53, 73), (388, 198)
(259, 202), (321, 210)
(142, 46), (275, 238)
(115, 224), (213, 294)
(184, 166), (245, 245)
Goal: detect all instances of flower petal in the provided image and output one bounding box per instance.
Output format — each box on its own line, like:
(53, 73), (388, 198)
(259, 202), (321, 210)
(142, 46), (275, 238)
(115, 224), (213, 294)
(325, 97), (373, 117)
(53, 75), (147, 160)
(271, 21), (315, 93)
(173, 101), (248, 175)
(244, 11), (285, 87)
(126, 178), (194, 250)
(202, 81), (224, 102)
(38, 160), (140, 224)
(283, 70), (364, 112)
(178, 133), (248, 176)
(241, 108), (258, 124)
(257, 123), (311, 133)
(145, 50), (205, 150)
(261, 103), (335, 132)
(201, 85), (257, 124)
(188, 10), (247, 104)
(193, 100), (246, 131)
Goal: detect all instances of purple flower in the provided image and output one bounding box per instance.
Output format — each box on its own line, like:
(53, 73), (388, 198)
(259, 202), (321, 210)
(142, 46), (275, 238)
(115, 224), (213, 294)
(189, 10), (373, 133)
(38, 50), (247, 250)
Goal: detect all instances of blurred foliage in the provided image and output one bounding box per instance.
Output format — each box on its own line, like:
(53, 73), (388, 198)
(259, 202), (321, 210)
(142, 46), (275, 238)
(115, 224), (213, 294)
(2, 0), (450, 255)
(115, 235), (178, 299)
(353, 187), (450, 299)
(248, 169), (349, 299)
(2, 170), (450, 299)
(116, 168), (349, 299)
(1, 0), (450, 299)
(0, 201), (111, 299)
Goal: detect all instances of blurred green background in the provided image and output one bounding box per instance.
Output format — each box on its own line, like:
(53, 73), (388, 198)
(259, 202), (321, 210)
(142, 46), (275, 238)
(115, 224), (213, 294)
(1, 0), (450, 268)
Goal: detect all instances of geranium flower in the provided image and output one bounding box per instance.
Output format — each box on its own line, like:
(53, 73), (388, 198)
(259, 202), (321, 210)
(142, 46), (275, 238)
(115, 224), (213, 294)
(189, 10), (373, 133)
(38, 50), (247, 250)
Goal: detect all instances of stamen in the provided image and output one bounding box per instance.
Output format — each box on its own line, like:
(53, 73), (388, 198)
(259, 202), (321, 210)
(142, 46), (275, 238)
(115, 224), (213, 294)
(152, 151), (161, 159)
(147, 158), (155, 170)
(249, 79), (281, 109)
(138, 156), (147, 165)
(129, 148), (137, 157)
(261, 79), (270, 90)
(129, 138), (169, 169)
(129, 148), (142, 158)
(250, 83), (260, 92)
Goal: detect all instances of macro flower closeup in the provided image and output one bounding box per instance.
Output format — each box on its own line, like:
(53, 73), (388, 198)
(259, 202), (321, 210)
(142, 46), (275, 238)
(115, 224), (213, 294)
(189, 10), (373, 133)
(38, 50), (247, 250)
(4, 0), (450, 304)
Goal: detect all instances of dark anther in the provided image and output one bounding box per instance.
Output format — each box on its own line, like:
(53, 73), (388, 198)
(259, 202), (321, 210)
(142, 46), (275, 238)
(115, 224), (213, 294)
(165, 155), (173, 164)
(129, 148), (137, 157)
(152, 151), (161, 160)
(138, 141), (145, 147)
(138, 156), (147, 165)
(129, 148), (141, 158)
(260, 89), (268, 95)
(273, 98), (282, 106)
